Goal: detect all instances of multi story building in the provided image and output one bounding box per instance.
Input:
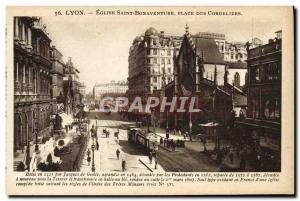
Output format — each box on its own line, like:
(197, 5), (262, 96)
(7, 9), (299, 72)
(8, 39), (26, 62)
(50, 46), (65, 98)
(195, 32), (252, 88)
(195, 32), (251, 63)
(127, 27), (182, 100)
(128, 30), (250, 103)
(93, 80), (128, 100)
(63, 57), (81, 115)
(14, 17), (53, 153)
(235, 31), (282, 171)
(50, 46), (65, 113)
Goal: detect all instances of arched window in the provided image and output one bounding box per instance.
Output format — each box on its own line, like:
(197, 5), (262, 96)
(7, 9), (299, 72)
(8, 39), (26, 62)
(234, 72), (240, 87)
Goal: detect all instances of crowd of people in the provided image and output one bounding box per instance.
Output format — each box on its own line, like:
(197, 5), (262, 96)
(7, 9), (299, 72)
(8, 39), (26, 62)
(159, 137), (185, 151)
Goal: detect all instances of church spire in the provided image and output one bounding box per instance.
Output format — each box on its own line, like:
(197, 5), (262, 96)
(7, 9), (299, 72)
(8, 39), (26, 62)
(185, 24), (189, 35)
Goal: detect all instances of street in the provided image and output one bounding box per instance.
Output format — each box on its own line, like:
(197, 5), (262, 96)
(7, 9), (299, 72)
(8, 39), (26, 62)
(78, 113), (222, 172)
(80, 118), (164, 172)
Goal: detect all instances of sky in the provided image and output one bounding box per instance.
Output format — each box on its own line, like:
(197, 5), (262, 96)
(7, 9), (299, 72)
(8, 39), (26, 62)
(42, 10), (282, 93)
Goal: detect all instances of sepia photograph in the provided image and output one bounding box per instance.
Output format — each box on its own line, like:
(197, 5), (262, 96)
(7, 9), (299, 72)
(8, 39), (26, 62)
(6, 6), (294, 195)
(12, 14), (282, 173)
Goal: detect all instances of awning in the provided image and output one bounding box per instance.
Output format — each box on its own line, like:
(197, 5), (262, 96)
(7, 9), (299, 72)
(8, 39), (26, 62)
(198, 122), (220, 127)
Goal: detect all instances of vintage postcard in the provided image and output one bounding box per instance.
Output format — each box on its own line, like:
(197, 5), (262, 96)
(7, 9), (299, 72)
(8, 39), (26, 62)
(6, 6), (294, 195)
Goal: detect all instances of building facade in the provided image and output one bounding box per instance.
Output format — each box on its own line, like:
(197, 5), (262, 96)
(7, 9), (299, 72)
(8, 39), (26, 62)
(195, 32), (249, 89)
(127, 27), (182, 100)
(50, 46), (65, 99)
(235, 31), (282, 171)
(63, 57), (82, 115)
(128, 30), (249, 103)
(194, 32), (250, 63)
(14, 17), (53, 153)
(93, 80), (128, 100)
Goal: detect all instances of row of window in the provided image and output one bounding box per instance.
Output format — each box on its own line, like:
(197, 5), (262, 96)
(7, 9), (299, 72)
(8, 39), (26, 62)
(14, 18), (51, 60)
(151, 76), (172, 83)
(150, 67), (172, 74)
(14, 18), (31, 45)
(250, 96), (280, 121)
(251, 62), (280, 83)
(14, 62), (51, 95)
(147, 48), (172, 56)
(147, 58), (172, 65)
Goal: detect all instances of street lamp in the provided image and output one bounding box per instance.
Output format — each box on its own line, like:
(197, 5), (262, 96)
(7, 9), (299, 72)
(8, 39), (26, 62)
(95, 115), (98, 132)
(91, 137), (95, 172)
(152, 109), (156, 136)
(34, 121), (39, 151)
(154, 143), (158, 169)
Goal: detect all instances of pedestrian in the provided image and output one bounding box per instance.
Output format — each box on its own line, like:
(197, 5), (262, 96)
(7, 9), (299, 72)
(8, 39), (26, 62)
(167, 140), (170, 149)
(96, 141), (99, 151)
(229, 148), (234, 164)
(94, 128), (98, 139)
(178, 129), (182, 136)
(160, 137), (163, 145)
(122, 159), (126, 171)
(116, 136), (119, 145)
(87, 149), (91, 165)
(148, 151), (153, 164)
(171, 140), (176, 152)
(116, 149), (120, 160)
(90, 125), (95, 137)
(115, 129), (119, 138)
(46, 153), (53, 171)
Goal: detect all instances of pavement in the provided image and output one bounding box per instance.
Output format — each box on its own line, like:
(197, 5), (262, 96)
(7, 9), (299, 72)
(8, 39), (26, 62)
(80, 119), (164, 172)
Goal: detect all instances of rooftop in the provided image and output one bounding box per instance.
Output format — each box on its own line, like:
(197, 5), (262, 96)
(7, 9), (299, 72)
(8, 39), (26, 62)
(145, 27), (159, 37)
(192, 37), (225, 64)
